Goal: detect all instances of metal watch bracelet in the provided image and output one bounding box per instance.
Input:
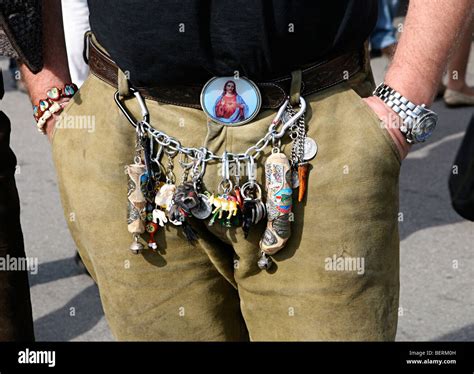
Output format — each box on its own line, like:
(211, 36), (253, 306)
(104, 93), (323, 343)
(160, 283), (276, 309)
(373, 83), (427, 143)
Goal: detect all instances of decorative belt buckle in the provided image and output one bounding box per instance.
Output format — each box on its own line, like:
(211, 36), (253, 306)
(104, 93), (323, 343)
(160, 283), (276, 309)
(200, 76), (262, 126)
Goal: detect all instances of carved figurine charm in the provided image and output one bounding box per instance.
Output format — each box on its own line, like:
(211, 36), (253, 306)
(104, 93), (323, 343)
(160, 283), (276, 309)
(125, 161), (147, 254)
(259, 152), (293, 269)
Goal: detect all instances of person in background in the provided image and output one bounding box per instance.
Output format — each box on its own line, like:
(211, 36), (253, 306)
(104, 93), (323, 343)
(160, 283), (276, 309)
(444, 19), (474, 106)
(0, 0), (38, 341)
(61, 0), (91, 274)
(370, 0), (401, 58)
(61, 0), (90, 87)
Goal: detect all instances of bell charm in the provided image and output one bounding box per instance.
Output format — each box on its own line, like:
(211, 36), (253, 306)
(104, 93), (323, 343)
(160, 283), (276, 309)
(130, 235), (144, 254)
(257, 252), (273, 270)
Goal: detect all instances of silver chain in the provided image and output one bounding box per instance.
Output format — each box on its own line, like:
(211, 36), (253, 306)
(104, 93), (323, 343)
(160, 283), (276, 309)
(297, 113), (306, 162)
(115, 89), (307, 168)
(140, 119), (271, 164)
(288, 104), (299, 166)
(136, 99), (306, 167)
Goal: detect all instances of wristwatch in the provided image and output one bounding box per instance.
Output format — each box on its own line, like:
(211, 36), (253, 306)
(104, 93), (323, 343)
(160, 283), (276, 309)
(373, 83), (438, 144)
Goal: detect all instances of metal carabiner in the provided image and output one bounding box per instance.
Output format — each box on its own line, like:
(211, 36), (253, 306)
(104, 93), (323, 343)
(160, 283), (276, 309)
(271, 96), (306, 139)
(195, 148), (207, 181)
(222, 151), (230, 181)
(268, 99), (289, 134)
(191, 158), (204, 183)
(247, 156), (257, 185)
(114, 86), (150, 127)
(150, 137), (164, 163)
(234, 157), (241, 187)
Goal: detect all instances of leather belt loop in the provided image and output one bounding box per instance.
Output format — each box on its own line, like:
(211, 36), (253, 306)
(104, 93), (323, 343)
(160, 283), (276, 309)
(83, 30), (92, 65)
(290, 69), (302, 106)
(118, 68), (130, 98)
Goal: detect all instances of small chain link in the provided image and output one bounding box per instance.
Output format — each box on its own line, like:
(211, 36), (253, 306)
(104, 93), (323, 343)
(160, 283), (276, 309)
(297, 113), (306, 162)
(165, 152), (176, 184)
(288, 103), (299, 166)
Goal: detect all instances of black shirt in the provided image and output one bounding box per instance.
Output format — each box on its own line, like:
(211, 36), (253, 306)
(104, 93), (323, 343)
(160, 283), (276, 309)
(88, 0), (377, 87)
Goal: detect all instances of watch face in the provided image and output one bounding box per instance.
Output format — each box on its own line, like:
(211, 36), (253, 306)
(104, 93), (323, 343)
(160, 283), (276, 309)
(412, 112), (438, 143)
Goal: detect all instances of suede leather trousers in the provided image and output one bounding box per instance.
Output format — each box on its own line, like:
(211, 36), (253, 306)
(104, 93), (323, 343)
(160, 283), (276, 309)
(52, 47), (401, 341)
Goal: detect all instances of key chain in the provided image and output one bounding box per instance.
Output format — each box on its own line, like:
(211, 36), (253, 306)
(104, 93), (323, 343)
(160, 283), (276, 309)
(208, 152), (241, 227)
(295, 112), (309, 202)
(189, 158), (212, 220)
(241, 156), (266, 238)
(125, 123), (148, 254)
(170, 180), (199, 242)
(168, 154), (208, 242)
(288, 102), (318, 201)
(116, 87), (309, 259)
(258, 139), (293, 269)
(148, 139), (168, 249)
(233, 157), (244, 208)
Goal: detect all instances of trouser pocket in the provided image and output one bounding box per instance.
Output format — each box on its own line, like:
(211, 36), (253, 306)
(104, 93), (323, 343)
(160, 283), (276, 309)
(346, 87), (402, 166)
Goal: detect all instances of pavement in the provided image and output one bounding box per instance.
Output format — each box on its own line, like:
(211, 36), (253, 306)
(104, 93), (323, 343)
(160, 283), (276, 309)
(0, 44), (473, 342)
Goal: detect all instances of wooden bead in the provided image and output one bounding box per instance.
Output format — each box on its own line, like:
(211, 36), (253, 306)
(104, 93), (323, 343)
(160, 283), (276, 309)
(49, 102), (62, 114)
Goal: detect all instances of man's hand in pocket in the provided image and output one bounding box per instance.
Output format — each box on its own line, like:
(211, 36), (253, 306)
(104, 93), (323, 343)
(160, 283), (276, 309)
(362, 96), (411, 160)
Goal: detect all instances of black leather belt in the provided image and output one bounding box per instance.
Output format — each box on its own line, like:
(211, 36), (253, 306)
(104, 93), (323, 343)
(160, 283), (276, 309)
(87, 35), (364, 110)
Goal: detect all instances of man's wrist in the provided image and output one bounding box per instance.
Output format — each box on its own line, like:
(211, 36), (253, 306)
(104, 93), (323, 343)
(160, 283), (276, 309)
(385, 64), (437, 106)
(373, 81), (439, 145)
(29, 82), (77, 135)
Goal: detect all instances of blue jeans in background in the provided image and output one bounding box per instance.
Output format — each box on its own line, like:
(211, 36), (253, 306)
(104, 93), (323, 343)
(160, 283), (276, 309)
(370, 0), (401, 50)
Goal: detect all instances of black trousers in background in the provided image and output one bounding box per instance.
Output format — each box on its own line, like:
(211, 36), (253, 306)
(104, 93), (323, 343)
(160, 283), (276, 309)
(0, 71), (34, 341)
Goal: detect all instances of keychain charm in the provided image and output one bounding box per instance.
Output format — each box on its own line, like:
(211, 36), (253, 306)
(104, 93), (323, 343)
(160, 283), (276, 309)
(297, 162), (309, 202)
(298, 136), (317, 201)
(170, 181), (200, 242)
(259, 150), (293, 269)
(240, 158), (266, 238)
(191, 193), (212, 219)
(287, 100), (317, 202)
(303, 137), (318, 161)
(125, 155), (148, 254)
(208, 153), (242, 227)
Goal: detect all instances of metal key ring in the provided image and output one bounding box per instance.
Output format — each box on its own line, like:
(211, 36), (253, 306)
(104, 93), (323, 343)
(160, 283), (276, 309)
(179, 153), (194, 169)
(218, 179), (233, 194)
(164, 147), (179, 158)
(240, 181), (262, 199)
